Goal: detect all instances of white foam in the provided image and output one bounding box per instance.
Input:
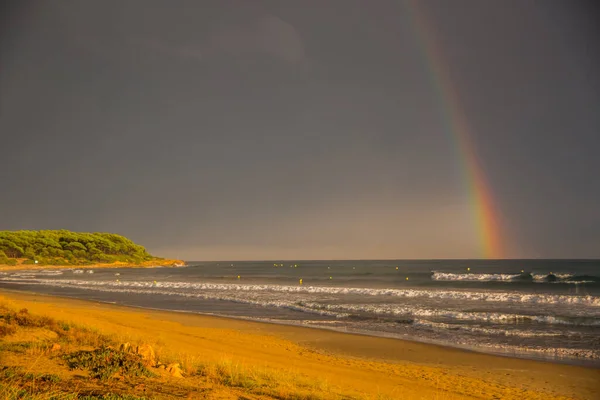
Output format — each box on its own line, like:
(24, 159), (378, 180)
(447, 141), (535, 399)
(1, 278), (599, 307)
(299, 303), (600, 326)
(466, 342), (600, 360)
(432, 272), (521, 281)
(431, 272), (590, 284)
(412, 320), (576, 337)
(8, 270), (64, 277)
(532, 273), (575, 281)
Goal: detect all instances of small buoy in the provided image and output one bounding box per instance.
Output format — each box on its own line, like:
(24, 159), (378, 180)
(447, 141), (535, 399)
(237, 275), (240, 279)
(406, 277), (409, 280)
(299, 278), (303, 285)
(116, 279), (119, 282)
(395, 267), (399, 270)
(294, 264), (297, 267)
(329, 276), (332, 280)
(467, 267), (470, 271)
(153, 280), (157, 286)
(521, 270), (524, 273)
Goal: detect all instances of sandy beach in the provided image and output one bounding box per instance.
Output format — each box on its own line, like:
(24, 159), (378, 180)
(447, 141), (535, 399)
(1, 289), (598, 399)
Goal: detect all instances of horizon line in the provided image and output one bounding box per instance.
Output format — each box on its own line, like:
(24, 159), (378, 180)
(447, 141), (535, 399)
(181, 258), (600, 263)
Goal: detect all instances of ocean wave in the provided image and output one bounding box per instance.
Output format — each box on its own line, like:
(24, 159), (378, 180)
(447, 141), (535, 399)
(412, 320), (581, 337)
(532, 273), (573, 282)
(2, 277), (599, 307)
(466, 342), (600, 360)
(433, 271), (599, 284)
(298, 303), (600, 326)
(8, 270), (64, 278)
(432, 272), (522, 281)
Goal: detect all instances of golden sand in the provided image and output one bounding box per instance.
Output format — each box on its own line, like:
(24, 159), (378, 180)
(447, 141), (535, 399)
(1, 289), (598, 399)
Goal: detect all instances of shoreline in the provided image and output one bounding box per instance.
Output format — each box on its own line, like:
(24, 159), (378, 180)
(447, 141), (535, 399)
(1, 274), (598, 368)
(1, 288), (598, 399)
(0, 260), (185, 271)
(10, 287), (596, 368)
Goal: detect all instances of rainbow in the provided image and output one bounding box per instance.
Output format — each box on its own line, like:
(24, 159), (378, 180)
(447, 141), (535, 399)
(406, 1), (503, 259)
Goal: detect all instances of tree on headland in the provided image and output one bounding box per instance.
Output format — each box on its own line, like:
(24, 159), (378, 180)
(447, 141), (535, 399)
(0, 230), (159, 266)
(0, 249), (16, 265)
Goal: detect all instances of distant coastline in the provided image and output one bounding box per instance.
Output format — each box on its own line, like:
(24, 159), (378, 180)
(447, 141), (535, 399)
(0, 258), (185, 271)
(0, 230), (184, 270)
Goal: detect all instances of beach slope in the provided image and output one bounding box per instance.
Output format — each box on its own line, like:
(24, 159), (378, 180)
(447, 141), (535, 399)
(0, 290), (598, 399)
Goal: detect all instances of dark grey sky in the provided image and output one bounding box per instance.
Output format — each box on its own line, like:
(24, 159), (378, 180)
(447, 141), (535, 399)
(1, 0), (599, 260)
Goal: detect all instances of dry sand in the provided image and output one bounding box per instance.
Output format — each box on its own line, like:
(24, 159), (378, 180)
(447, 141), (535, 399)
(1, 289), (598, 399)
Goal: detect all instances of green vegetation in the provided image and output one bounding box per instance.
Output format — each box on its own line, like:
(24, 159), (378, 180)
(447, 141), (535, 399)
(0, 230), (160, 266)
(63, 347), (155, 381)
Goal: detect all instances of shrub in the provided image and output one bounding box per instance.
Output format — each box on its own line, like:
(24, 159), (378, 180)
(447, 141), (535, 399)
(63, 346), (155, 381)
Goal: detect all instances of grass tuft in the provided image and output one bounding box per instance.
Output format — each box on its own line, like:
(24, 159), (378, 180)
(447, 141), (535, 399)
(62, 346), (156, 381)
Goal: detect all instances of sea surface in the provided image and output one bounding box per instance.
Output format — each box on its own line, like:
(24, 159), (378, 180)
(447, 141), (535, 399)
(1, 259), (599, 365)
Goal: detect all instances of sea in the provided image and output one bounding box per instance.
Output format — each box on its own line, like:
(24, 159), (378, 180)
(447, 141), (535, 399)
(1, 259), (599, 366)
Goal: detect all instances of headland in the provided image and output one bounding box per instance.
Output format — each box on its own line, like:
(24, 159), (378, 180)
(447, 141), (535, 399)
(0, 230), (184, 270)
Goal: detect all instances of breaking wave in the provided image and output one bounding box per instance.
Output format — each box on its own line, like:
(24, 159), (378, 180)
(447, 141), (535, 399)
(1, 277), (599, 307)
(298, 303), (600, 326)
(8, 270), (65, 278)
(432, 272), (523, 281)
(432, 271), (599, 284)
